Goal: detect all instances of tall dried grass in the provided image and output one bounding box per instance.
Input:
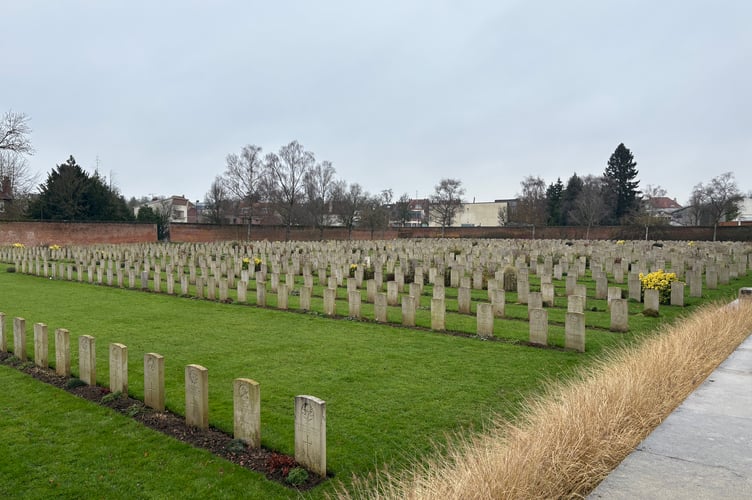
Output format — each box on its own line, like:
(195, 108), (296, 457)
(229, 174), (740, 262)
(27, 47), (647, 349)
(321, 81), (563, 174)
(341, 301), (752, 499)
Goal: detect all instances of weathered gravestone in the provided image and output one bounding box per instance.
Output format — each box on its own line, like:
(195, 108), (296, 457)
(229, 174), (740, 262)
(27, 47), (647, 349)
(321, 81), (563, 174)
(431, 298), (445, 331)
(565, 312), (585, 352)
(33, 323), (48, 368)
(528, 292), (543, 317)
(610, 298), (629, 332)
(79, 335), (96, 385)
(348, 291), (361, 319)
(277, 283), (288, 310)
(295, 395), (327, 478)
(401, 296), (416, 326)
(109, 343), (128, 395)
(607, 287), (623, 309)
(299, 286), (312, 311)
(55, 328), (70, 376)
(476, 303), (494, 338)
(323, 288), (336, 316)
(144, 353), (165, 411)
(185, 364), (209, 429)
(457, 287), (471, 314)
(257, 281), (267, 307)
(234, 378), (261, 448)
(568, 294), (586, 314)
(541, 283), (555, 307)
(670, 281), (685, 306)
(374, 293), (387, 323)
(491, 289), (505, 317)
(529, 308), (548, 346)
(644, 289), (660, 315)
(13, 317), (26, 361)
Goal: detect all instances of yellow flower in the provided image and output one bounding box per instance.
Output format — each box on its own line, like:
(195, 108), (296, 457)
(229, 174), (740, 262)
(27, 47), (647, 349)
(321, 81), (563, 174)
(616, 240), (625, 245)
(49, 244), (61, 251)
(12, 242), (24, 248)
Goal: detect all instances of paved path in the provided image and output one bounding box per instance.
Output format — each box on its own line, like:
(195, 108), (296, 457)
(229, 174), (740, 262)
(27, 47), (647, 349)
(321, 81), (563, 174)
(589, 332), (752, 499)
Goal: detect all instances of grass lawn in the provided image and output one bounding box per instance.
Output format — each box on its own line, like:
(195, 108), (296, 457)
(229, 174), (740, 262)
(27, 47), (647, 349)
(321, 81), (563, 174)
(1, 263), (749, 498)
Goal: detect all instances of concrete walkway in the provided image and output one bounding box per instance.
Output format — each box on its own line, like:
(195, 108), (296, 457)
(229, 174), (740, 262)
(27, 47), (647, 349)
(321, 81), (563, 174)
(589, 333), (752, 499)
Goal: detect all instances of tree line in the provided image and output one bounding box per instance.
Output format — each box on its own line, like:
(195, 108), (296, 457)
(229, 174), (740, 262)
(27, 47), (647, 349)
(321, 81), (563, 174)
(505, 143), (745, 239)
(2, 109), (747, 240)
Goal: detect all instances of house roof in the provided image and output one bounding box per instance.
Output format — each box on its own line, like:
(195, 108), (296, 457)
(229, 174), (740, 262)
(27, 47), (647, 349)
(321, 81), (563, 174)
(647, 197), (682, 210)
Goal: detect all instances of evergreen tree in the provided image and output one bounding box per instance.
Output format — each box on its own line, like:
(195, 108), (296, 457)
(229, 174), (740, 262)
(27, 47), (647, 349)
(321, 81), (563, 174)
(545, 178), (564, 225)
(26, 155), (133, 221)
(561, 173), (583, 225)
(603, 143), (640, 223)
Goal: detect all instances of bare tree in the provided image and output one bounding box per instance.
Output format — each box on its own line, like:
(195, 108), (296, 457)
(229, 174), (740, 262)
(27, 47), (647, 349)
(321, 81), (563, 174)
(303, 160), (337, 237)
(392, 193), (411, 227)
(685, 186), (708, 226)
(359, 190), (392, 239)
(513, 175), (547, 227)
(0, 152), (39, 218)
(333, 182), (369, 239)
(430, 178), (464, 236)
(222, 144), (265, 237)
(204, 175), (228, 224)
(0, 111), (33, 155)
(569, 175), (607, 239)
(264, 140), (315, 240)
(691, 172), (743, 240)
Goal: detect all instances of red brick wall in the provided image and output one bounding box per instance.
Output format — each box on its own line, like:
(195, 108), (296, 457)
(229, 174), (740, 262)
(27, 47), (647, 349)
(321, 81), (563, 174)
(0, 221), (157, 246)
(2, 221), (749, 246)
(169, 224), (399, 242)
(398, 225), (752, 241)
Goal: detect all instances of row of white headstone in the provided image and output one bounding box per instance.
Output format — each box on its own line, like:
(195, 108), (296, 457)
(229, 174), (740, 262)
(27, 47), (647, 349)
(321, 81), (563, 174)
(0, 313), (327, 478)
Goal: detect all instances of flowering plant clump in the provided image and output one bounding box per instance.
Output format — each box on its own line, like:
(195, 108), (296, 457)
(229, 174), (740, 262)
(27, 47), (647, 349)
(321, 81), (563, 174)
(253, 257), (262, 272)
(49, 244), (61, 251)
(241, 257), (251, 270)
(616, 240), (626, 245)
(688, 241), (695, 247)
(639, 269), (679, 304)
(13, 242), (25, 248)
(349, 263), (358, 277)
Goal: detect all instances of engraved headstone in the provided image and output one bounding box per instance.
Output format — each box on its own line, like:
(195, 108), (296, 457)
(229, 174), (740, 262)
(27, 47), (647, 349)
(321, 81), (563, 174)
(565, 312), (585, 352)
(294, 395), (327, 477)
(476, 303), (494, 338)
(13, 317), (26, 361)
(431, 298), (445, 331)
(33, 323), (48, 368)
(610, 298), (629, 332)
(79, 335), (96, 385)
(185, 364), (209, 429)
(233, 378), (261, 448)
(144, 353), (165, 411)
(54, 328), (70, 376)
(529, 308), (548, 346)
(109, 343), (128, 395)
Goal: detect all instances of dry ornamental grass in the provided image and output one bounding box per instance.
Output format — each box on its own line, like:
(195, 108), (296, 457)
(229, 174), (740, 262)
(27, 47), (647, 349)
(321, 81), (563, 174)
(343, 300), (752, 500)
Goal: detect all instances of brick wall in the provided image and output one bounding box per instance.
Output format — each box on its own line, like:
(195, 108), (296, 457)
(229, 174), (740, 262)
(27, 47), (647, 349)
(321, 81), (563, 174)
(169, 224), (399, 243)
(398, 225), (752, 241)
(2, 220), (749, 246)
(0, 221), (157, 246)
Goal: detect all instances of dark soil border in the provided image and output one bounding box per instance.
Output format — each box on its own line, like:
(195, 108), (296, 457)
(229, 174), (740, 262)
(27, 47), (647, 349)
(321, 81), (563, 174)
(0, 351), (325, 491)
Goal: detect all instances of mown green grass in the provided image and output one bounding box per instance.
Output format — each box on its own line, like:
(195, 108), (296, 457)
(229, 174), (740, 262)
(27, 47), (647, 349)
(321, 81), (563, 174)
(0, 364), (291, 499)
(1, 264), (749, 498)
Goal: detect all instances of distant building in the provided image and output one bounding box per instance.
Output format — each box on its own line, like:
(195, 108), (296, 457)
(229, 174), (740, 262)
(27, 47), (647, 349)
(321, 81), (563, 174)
(734, 197), (752, 222)
(428, 199), (510, 227)
(645, 196), (683, 225)
(136, 195), (198, 223)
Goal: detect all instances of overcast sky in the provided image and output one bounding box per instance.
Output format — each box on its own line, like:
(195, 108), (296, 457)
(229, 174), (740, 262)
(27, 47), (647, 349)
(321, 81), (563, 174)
(4, 1), (751, 205)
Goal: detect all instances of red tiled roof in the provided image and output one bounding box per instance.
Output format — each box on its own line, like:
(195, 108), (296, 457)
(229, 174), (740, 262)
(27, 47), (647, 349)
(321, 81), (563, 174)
(648, 197), (682, 209)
